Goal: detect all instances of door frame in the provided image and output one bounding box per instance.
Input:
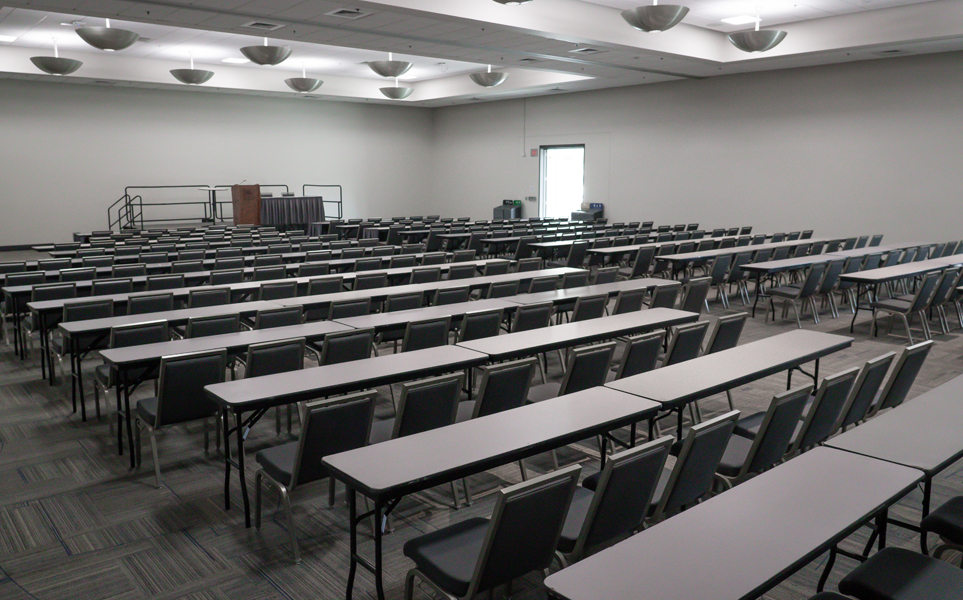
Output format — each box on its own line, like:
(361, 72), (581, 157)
(538, 144), (586, 218)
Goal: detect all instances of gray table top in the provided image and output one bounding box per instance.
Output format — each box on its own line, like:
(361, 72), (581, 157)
(99, 321), (351, 368)
(204, 345), (488, 411)
(659, 239), (831, 263)
(507, 278), (675, 306)
(323, 386), (660, 499)
(58, 300), (283, 337)
(457, 308), (698, 361)
(584, 235), (744, 256)
(743, 254), (840, 274)
(827, 372), (963, 475)
(333, 298), (518, 331)
(839, 256), (954, 284)
(544, 447), (922, 600)
(606, 330), (853, 409)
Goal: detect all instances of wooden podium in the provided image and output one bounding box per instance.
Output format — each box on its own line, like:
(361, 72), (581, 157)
(231, 184), (261, 225)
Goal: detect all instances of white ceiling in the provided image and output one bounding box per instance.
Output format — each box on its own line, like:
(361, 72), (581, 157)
(0, 0), (960, 106)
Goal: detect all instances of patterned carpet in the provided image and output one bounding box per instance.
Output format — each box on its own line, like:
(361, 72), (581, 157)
(0, 250), (961, 600)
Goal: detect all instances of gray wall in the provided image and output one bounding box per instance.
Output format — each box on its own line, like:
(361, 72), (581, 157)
(428, 51), (963, 242)
(0, 81), (434, 246)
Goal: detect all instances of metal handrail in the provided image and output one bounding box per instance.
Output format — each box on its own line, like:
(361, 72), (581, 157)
(303, 184), (343, 220)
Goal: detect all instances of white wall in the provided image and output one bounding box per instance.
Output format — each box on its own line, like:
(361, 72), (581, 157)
(0, 80), (434, 246)
(427, 51), (963, 243)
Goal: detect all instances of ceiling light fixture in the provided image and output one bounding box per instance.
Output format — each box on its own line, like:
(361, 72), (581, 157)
(380, 76), (413, 99)
(240, 37), (292, 66)
(31, 37), (82, 75)
(622, 1), (689, 32)
(728, 13), (787, 52)
(492, 0), (533, 4)
(368, 52), (412, 78)
(470, 64), (508, 87)
(170, 52), (214, 85)
(285, 62), (323, 93)
(76, 18), (139, 52)
(0, 35), (17, 43)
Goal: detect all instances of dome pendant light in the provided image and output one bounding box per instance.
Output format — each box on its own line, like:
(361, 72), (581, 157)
(240, 37), (292, 66)
(622, 0), (689, 32)
(285, 63), (323, 93)
(728, 14), (787, 52)
(368, 52), (413, 78)
(170, 52), (214, 85)
(493, 0), (533, 4)
(470, 64), (508, 87)
(76, 18), (139, 52)
(380, 76), (413, 99)
(31, 37), (83, 75)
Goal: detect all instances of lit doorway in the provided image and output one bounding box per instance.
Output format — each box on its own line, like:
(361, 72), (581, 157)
(539, 145), (585, 219)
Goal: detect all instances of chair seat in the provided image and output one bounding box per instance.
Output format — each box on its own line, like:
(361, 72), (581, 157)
(769, 286), (803, 299)
(921, 496), (963, 545)
(875, 299), (912, 313)
(715, 434), (755, 477)
(557, 487), (595, 554)
(839, 546), (963, 600)
(368, 419), (395, 445)
(255, 441), (298, 487)
(455, 401), (476, 423)
(527, 382), (561, 404)
(402, 517), (490, 598)
(135, 397), (159, 426)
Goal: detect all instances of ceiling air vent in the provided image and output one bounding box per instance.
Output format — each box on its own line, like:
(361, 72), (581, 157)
(241, 21), (285, 32)
(568, 47), (606, 55)
(324, 8), (374, 20)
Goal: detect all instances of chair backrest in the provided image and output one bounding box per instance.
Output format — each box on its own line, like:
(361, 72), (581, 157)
(254, 254), (283, 267)
(816, 260), (845, 295)
(861, 253), (883, 272)
(153, 348), (227, 427)
(570, 437), (673, 559)
(771, 246), (791, 261)
(571, 294), (608, 322)
(385, 292), (423, 312)
(91, 278), (133, 296)
(484, 279), (518, 299)
(212, 257), (244, 271)
(649, 283), (681, 309)
(680, 277), (711, 313)
(616, 330), (664, 379)
(147, 274), (185, 291)
(291, 392), (377, 488)
(245, 337), (305, 378)
(253, 266), (286, 281)
(528, 276), (559, 293)
(483, 262), (511, 277)
(466, 465), (581, 598)
(629, 246), (657, 278)
(433, 285), (471, 306)
(185, 313), (240, 338)
(452, 249), (477, 263)
(392, 373), (464, 439)
(908, 271), (942, 312)
(31, 282), (77, 302)
(59, 267), (96, 282)
(355, 258), (384, 272)
(566, 242), (589, 268)
(929, 268), (962, 308)
(612, 288), (647, 315)
(593, 266), (619, 285)
(558, 342), (617, 396)
(870, 340), (933, 416)
(171, 260), (204, 274)
(797, 262), (827, 299)
(110, 319), (169, 349)
(792, 368), (860, 453)
(421, 253), (446, 267)
(663, 320), (710, 366)
(298, 262), (330, 278)
(210, 269), (244, 285)
(899, 247), (917, 264)
(82, 256), (114, 268)
(703, 312), (747, 355)
(410, 267), (442, 284)
(472, 358), (537, 419)
(257, 281), (297, 301)
(189, 287), (231, 308)
(216, 247), (242, 258)
(0, 262), (27, 275)
(740, 385), (812, 478)
(307, 276), (343, 296)
(327, 297), (371, 320)
(127, 292), (174, 315)
(320, 328), (374, 365)
(458, 308), (504, 342)
(63, 299), (113, 322)
(254, 306), (303, 330)
(652, 411), (739, 521)
(942, 241), (960, 257)
(402, 316), (451, 352)
(445, 264), (476, 281)
(511, 302), (553, 333)
(836, 352), (897, 431)
(354, 273), (388, 290)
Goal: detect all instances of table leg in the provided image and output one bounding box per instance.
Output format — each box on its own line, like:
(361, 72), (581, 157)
(875, 509), (888, 550)
(235, 408), (251, 528)
(346, 488), (358, 600)
(751, 272), (763, 318)
(122, 369), (136, 468)
(116, 374), (125, 455)
(69, 335), (78, 414)
(850, 283), (863, 333)
(223, 407), (232, 511)
(374, 497), (386, 600)
(38, 318), (47, 381)
(13, 301), (23, 359)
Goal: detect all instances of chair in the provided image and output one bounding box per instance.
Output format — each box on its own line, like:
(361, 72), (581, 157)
(811, 259), (846, 319)
(92, 278), (133, 295)
(354, 272), (388, 290)
(329, 298), (372, 320)
(457, 308), (504, 343)
(611, 288), (647, 315)
(297, 262), (329, 278)
(403, 465), (580, 600)
(258, 281), (298, 301)
(189, 287), (231, 308)
(680, 277), (711, 313)
(50, 299), (113, 400)
(662, 321), (710, 367)
(447, 264), (477, 280)
(254, 254), (283, 267)
(570, 294), (608, 322)
(401, 316), (451, 352)
(82, 256), (114, 268)
(557, 438), (672, 565)
(146, 274), (185, 291)
(433, 286), (471, 306)
(593, 266), (619, 285)
(865, 340), (933, 418)
(561, 271), (590, 289)
(703, 312), (747, 355)
(253, 306), (303, 330)
(831, 352), (897, 434)
(253, 266), (286, 282)
(838, 547), (963, 600)
(767, 262), (827, 327)
(254, 392), (376, 563)
(788, 368), (860, 453)
(486, 280), (520, 299)
(369, 373), (464, 445)
(714, 386), (811, 488)
(528, 342), (616, 403)
(920, 496), (963, 562)
(355, 258), (384, 272)
(307, 328), (375, 365)
(185, 314), (239, 338)
(307, 276), (344, 296)
(511, 302), (554, 333)
(241, 338), (306, 435)
(410, 267), (442, 284)
(621, 247), (656, 280)
(128, 292), (174, 315)
(133, 348), (227, 488)
(456, 358), (537, 423)
(528, 276), (559, 293)
(919, 268), (962, 335)
(613, 330), (664, 380)
(516, 257), (542, 272)
(555, 241), (589, 269)
(171, 260), (204, 274)
(94, 320), (170, 430)
(208, 269), (242, 285)
(647, 282), (681, 309)
(59, 267), (96, 282)
(872, 271), (941, 343)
